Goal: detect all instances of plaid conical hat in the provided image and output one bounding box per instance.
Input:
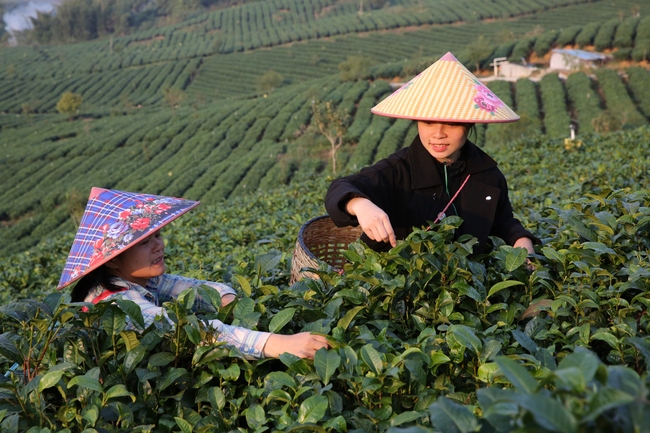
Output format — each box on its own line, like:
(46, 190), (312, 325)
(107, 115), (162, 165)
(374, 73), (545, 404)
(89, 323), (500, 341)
(371, 52), (519, 123)
(57, 187), (200, 290)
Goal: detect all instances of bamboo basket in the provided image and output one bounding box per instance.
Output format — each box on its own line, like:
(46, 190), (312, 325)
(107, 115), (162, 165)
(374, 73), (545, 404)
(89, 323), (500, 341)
(290, 215), (362, 284)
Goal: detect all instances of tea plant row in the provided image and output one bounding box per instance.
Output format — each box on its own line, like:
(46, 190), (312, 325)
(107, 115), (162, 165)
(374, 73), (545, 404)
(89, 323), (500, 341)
(2, 65), (650, 254)
(0, 168), (648, 431)
(1, 0), (646, 105)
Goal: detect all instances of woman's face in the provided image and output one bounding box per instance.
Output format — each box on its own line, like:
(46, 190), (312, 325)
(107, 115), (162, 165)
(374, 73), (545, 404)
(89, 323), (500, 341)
(106, 230), (166, 286)
(417, 121), (469, 163)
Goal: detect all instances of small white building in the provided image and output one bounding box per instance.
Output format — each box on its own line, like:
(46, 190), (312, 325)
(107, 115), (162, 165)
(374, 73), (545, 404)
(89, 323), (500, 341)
(549, 49), (612, 71)
(498, 61), (538, 79)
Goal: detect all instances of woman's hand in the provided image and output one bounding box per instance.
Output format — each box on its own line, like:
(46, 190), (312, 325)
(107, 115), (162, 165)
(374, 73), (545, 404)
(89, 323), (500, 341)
(262, 332), (330, 359)
(221, 294), (236, 306)
(346, 197), (396, 247)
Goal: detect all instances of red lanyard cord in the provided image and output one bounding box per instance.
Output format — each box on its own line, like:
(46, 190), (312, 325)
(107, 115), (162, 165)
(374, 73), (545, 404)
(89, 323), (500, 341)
(431, 174), (471, 226)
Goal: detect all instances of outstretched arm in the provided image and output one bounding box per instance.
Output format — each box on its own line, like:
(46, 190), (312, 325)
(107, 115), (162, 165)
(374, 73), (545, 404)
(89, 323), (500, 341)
(346, 197), (397, 247)
(262, 332), (330, 359)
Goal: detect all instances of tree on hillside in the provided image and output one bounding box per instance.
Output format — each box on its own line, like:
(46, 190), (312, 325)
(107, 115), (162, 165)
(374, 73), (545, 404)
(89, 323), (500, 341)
(256, 70), (284, 93)
(311, 100), (350, 174)
(163, 86), (185, 116)
(465, 35), (493, 72)
(56, 92), (83, 120)
(339, 56), (374, 82)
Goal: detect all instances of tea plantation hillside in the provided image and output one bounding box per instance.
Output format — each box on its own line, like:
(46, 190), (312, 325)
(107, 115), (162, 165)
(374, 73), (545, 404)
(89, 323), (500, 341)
(0, 129), (648, 431)
(2, 0), (650, 109)
(2, 64), (650, 254)
(2, 0), (650, 255)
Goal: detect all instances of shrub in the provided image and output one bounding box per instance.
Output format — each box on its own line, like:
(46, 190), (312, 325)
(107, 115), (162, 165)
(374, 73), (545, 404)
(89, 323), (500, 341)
(539, 73), (571, 138)
(338, 56), (375, 82)
(56, 92), (83, 119)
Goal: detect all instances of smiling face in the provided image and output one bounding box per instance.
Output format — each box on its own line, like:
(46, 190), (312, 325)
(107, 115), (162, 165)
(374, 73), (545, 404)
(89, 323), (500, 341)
(105, 230), (166, 286)
(417, 121), (469, 163)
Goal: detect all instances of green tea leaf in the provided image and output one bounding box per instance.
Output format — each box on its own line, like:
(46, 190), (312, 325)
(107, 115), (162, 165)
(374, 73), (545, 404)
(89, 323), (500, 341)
(298, 395), (328, 424)
(105, 384), (135, 402)
(448, 325), (482, 356)
(495, 356), (538, 394)
(279, 353), (312, 375)
(123, 344), (147, 374)
(197, 285), (223, 310)
(558, 348), (600, 384)
(245, 404), (266, 430)
(115, 299), (145, 330)
(314, 348), (340, 385)
(119, 331), (140, 352)
(82, 405), (99, 426)
(583, 242), (616, 256)
(628, 337), (650, 370)
(591, 331), (620, 349)
(477, 362), (499, 383)
(360, 344), (383, 375)
(148, 352), (175, 367)
(174, 417), (192, 433)
(0, 333), (22, 364)
(176, 287), (196, 311)
(512, 330), (538, 354)
(184, 323), (201, 345)
(38, 371), (63, 392)
(158, 368), (188, 391)
(268, 307), (296, 333)
(337, 306), (365, 330)
(101, 306), (126, 336)
(389, 410), (426, 427)
(505, 247), (528, 271)
(480, 340), (502, 363)
(265, 371), (297, 389)
(488, 280), (524, 299)
(518, 394), (578, 433)
(208, 387), (225, 410)
(68, 376), (103, 392)
(542, 247), (565, 264)
(428, 396), (479, 433)
(583, 388), (635, 422)
(232, 274), (252, 297)
(255, 253), (282, 275)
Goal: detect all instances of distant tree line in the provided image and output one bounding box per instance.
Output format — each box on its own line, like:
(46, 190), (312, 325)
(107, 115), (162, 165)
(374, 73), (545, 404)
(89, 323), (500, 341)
(22, 0), (257, 44)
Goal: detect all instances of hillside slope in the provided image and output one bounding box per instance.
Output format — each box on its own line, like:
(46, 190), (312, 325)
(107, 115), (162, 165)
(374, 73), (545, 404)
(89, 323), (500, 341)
(1, 0), (650, 255)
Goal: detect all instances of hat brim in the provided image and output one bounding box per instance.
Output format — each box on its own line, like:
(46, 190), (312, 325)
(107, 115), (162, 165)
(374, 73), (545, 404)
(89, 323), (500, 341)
(369, 109), (519, 123)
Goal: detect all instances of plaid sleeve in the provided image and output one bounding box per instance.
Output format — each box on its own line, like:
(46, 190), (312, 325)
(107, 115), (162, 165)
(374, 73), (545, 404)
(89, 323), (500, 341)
(109, 287), (171, 329)
(103, 276), (269, 358)
(208, 319), (271, 360)
(154, 274), (237, 311)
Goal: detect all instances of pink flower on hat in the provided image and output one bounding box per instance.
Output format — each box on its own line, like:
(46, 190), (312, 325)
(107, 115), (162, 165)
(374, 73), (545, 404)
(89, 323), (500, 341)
(131, 218), (151, 231)
(473, 83), (503, 115)
(154, 203), (171, 214)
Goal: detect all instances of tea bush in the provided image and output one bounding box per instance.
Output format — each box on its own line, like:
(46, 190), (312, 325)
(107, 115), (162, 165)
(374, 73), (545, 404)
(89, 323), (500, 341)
(0, 186), (648, 432)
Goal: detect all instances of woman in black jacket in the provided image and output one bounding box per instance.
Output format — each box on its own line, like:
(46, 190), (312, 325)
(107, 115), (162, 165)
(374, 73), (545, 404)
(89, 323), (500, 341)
(325, 52), (538, 255)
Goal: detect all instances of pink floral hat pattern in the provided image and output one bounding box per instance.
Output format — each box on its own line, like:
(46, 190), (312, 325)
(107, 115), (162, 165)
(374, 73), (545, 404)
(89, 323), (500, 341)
(473, 81), (503, 116)
(58, 187), (199, 290)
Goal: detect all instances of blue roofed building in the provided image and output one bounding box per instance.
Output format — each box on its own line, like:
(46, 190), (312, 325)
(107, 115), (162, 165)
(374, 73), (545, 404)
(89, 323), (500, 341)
(549, 49), (612, 71)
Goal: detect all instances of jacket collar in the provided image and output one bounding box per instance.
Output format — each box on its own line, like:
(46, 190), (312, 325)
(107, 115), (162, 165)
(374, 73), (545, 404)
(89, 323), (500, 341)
(408, 135), (498, 189)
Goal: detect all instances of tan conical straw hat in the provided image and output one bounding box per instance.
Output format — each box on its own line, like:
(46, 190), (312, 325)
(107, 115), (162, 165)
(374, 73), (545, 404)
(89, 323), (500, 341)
(371, 52), (519, 123)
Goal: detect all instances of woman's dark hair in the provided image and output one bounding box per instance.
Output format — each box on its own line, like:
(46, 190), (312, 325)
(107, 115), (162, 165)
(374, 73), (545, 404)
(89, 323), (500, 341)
(70, 266), (121, 302)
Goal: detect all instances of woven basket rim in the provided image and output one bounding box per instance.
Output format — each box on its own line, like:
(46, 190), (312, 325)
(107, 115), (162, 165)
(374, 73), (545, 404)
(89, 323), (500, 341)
(295, 214), (332, 262)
